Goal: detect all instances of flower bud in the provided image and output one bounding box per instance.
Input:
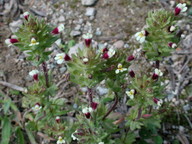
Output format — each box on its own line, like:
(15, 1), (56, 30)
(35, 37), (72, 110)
(29, 70), (39, 81)
(174, 3), (188, 16)
(168, 26), (176, 32)
(64, 54), (71, 61)
(168, 42), (177, 48)
(102, 52), (109, 59)
(23, 12), (30, 20)
(152, 73), (158, 80)
(82, 33), (93, 47)
(129, 70), (135, 78)
(51, 24), (64, 35)
(127, 55), (134, 61)
(55, 116), (61, 123)
(5, 38), (19, 46)
(90, 102), (98, 110)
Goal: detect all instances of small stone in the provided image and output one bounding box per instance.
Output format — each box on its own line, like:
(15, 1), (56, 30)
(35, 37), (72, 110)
(74, 25), (82, 31)
(95, 28), (102, 36)
(9, 20), (23, 33)
(183, 34), (192, 49)
(85, 8), (96, 16)
(70, 30), (81, 37)
(81, 0), (97, 6)
(124, 43), (130, 48)
(113, 40), (124, 49)
(68, 42), (84, 56)
(59, 67), (67, 73)
(58, 15), (65, 22)
(96, 86), (108, 96)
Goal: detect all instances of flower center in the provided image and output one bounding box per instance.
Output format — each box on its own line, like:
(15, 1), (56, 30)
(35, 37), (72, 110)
(139, 32), (144, 37)
(31, 39), (37, 44)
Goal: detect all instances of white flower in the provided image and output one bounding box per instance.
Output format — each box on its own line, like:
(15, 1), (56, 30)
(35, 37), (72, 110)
(58, 24), (65, 32)
(82, 107), (93, 114)
(82, 33), (93, 39)
(176, 3), (188, 13)
(98, 142), (104, 144)
(23, 11), (29, 17)
(83, 58), (89, 62)
(29, 38), (39, 46)
(71, 130), (79, 141)
(108, 48), (115, 58)
(157, 99), (163, 106)
(57, 136), (65, 144)
(126, 89), (135, 99)
(55, 53), (65, 64)
(32, 104), (42, 114)
(29, 70), (39, 77)
(170, 26), (176, 32)
(115, 64), (127, 74)
(154, 68), (163, 76)
(135, 30), (146, 43)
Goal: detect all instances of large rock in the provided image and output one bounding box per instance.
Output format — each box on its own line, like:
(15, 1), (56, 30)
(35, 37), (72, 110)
(81, 0), (97, 6)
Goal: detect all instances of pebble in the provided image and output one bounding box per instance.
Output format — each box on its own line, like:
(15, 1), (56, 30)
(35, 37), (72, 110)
(95, 28), (102, 36)
(74, 25), (82, 31)
(113, 40), (124, 49)
(183, 34), (192, 49)
(59, 67), (67, 73)
(70, 30), (82, 37)
(81, 0), (97, 6)
(85, 8), (96, 17)
(68, 42), (84, 56)
(58, 15), (65, 22)
(96, 86), (109, 96)
(9, 19), (23, 33)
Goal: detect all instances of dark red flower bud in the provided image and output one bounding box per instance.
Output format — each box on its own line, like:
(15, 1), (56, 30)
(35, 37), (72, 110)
(145, 30), (149, 36)
(127, 55), (135, 61)
(51, 27), (59, 34)
(55, 116), (61, 123)
(103, 48), (108, 53)
(102, 52), (109, 59)
(129, 70), (135, 78)
(35, 103), (40, 106)
(90, 102), (98, 110)
(10, 39), (19, 43)
(33, 74), (38, 81)
(152, 73), (158, 80)
(85, 39), (92, 47)
(175, 7), (181, 16)
(84, 112), (91, 119)
(64, 54), (71, 61)
(153, 98), (159, 104)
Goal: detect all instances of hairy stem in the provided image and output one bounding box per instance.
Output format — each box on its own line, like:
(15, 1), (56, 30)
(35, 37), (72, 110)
(42, 62), (49, 88)
(87, 87), (93, 105)
(102, 92), (118, 120)
(136, 107), (142, 120)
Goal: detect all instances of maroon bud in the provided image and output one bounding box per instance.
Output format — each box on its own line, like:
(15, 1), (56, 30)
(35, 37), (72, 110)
(168, 42), (173, 47)
(35, 103), (40, 106)
(84, 112), (91, 119)
(33, 74), (38, 81)
(51, 27), (59, 35)
(152, 73), (159, 80)
(153, 98), (159, 104)
(103, 48), (108, 53)
(102, 52), (109, 59)
(127, 55), (135, 61)
(175, 7), (181, 16)
(64, 54), (71, 61)
(10, 39), (19, 43)
(129, 70), (135, 78)
(90, 102), (98, 110)
(85, 39), (92, 47)
(145, 30), (149, 36)
(55, 116), (61, 123)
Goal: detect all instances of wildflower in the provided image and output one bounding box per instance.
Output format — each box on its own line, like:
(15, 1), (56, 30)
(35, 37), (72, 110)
(29, 70), (39, 81)
(175, 3), (188, 16)
(135, 30), (148, 43)
(98, 142), (104, 144)
(71, 130), (79, 141)
(23, 11), (29, 20)
(115, 64), (127, 74)
(55, 116), (61, 123)
(168, 26), (176, 32)
(90, 102), (98, 110)
(82, 33), (93, 47)
(127, 55), (135, 61)
(153, 98), (163, 107)
(82, 107), (93, 119)
(55, 53), (71, 64)
(52, 24), (65, 35)
(168, 42), (177, 48)
(126, 89), (135, 99)
(83, 57), (89, 63)
(29, 38), (39, 46)
(5, 38), (19, 46)
(129, 70), (135, 78)
(57, 136), (65, 144)
(103, 48), (115, 59)
(152, 68), (163, 80)
(32, 103), (42, 114)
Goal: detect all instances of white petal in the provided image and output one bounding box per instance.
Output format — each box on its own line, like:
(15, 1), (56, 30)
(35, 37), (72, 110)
(57, 59), (64, 64)
(115, 69), (119, 74)
(139, 36), (145, 43)
(181, 7), (187, 12)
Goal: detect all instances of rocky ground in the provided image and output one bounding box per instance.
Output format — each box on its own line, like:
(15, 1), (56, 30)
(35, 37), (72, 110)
(0, 0), (192, 143)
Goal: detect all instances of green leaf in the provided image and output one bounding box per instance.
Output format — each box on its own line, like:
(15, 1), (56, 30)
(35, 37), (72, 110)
(16, 127), (25, 144)
(25, 128), (37, 144)
(1, 117), (11, 144)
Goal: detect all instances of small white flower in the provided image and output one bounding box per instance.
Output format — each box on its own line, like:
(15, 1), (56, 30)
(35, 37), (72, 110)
(23, 11), (29, 17)
(170, 26), (176, 32)
(29, 70), (39, 77)
(55, 53), (65, 64)
(29, 38), (39, 46)
(32, 104), (42, 114)
(82, 33), (93, 39)
(115, 64), (127, 74)
(57, 136), (65, 144)
(108, 48), (115, 58)
(83, 58), (89, 62)
(157, 99), (163, 106)
(154, 68), (163, 76)
(56, 116), (60, 120)
(82, 107), (93, 114)
(172, 43), (177, 48)
(176, 3), (188, 13)
(58, 24), (65, 32)
(135, 30), (146, 43)
(126, 89), (135, 99)
(71, 130), (79, 141)
(98, 142), (104, 144)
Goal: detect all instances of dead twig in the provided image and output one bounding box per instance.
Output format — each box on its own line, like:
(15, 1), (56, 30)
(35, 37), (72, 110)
(0, 81), (28, 93)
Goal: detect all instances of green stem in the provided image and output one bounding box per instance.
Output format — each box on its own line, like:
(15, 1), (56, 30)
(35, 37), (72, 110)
(42, 62), (49, 88)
